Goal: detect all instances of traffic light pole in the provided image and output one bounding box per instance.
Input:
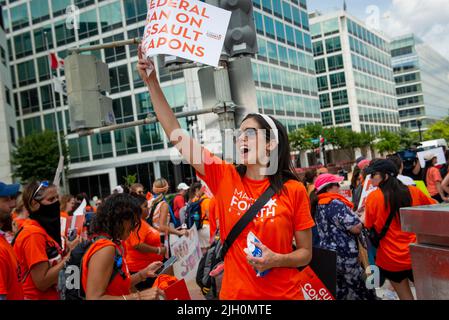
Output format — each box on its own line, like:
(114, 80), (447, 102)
(67, 38), (141, 54)
(45, 31), (67, 193)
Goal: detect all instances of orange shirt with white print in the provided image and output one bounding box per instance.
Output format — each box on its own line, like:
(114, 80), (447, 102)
(0, 231), (24, 300)
(365, 186), (437, 272)
(125, 219), (163, 273)
(13, 219), (63, 300)
(197, 149), (314, 300)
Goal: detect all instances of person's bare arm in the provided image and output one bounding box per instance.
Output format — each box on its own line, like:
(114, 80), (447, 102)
(30, 257), (68, 292)
(442, 174), (449, 195)
(158, 203), (186, 236)
(137, 46), (205, 176)
(349, 223), (363, 235)
(134, 243), (165, 255)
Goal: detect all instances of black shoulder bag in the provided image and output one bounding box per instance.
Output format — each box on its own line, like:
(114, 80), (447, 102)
(368, 209), (397, 248)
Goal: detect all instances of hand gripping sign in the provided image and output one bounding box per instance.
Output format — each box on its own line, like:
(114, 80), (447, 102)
(142, 0), (231, 67)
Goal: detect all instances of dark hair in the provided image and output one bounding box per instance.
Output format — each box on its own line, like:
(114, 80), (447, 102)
(130, 183), (144, 194)
(386, 155), (403, 172)
(378, 173), (412, 219)
(236, 114), (299, 194)
(22, 180), (54, 214)
(350, 166), (361, 191)
(189, 182), (202, 200)
(310, 183), (340, 221)
(422, 158), (435, 185)
(90, 193), (141, 241)
(304, 169), (317, 185)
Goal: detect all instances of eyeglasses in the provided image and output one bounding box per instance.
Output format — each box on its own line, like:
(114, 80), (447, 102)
(236, 128), (258, 140)
(32, 181), (49, 200)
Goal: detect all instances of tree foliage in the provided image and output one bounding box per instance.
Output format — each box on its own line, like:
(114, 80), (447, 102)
(424, 117), (449, 142)
(11, 130), (68, 183)
(374, 131), (401, 155)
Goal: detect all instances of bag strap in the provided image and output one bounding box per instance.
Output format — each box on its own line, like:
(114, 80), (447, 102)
(378, 209), (397, 241)
(220, 185), (276, 260)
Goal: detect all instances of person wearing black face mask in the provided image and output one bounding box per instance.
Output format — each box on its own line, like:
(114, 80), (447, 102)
(13, 181), (78, 300)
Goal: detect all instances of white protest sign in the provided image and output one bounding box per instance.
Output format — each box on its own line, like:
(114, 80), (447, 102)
(70, 199), (86, 230)
(53, 156), (64, 188)
(358, 175), (377, 209)
(60, 217), (67, 236)
(417, 147), (446, 168)
(170, 226), (202, 281)
(142, 0), (232, 67)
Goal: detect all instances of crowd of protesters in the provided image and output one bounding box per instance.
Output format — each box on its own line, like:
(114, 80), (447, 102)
(0, 46), (447, 301)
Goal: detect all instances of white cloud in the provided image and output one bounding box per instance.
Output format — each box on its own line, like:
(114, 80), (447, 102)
(381, 0), (449, 57)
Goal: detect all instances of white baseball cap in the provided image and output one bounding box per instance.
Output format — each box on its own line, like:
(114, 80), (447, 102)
(177, 183), (190, 191)
(113, 185), (124, 194)
(424, 153), (437, 161)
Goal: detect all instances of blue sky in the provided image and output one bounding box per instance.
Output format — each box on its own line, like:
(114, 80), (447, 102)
(307, 0), (449, 58)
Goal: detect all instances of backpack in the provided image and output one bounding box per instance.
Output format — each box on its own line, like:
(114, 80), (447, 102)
(166, 195), (181, 229)
(184, 198), (205, 230)
(58, 236), (126, 300)
(195, 231), (223, 300)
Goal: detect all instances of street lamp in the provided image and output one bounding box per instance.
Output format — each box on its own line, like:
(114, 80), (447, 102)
(417, 119), (423, 142)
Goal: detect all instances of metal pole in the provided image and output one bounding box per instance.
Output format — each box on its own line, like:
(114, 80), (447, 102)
(67, 38), (141, 54)
(66, 107), (217, 139)
(417, 120), (423, 142)
(45, 31), (67, 193)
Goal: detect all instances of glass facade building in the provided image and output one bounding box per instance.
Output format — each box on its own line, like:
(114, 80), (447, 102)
(391, 34), (449, 131)
(310, 11), (400, 134)
(2, 0), (318, 196)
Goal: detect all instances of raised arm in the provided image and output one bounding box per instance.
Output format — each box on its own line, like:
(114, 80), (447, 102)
(136, 46), (205, 176)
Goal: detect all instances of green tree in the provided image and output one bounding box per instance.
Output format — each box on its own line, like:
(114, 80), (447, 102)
(288, 124), (322, 152)
(123, 174), (137, 188)
(424, 117), (449, 141)
(398, 128), (420, 150)
(374, 131), (401, 155)
(11, 130), (68, 182)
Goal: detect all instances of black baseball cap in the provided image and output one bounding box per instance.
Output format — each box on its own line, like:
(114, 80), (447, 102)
(365, 159), (399, 177)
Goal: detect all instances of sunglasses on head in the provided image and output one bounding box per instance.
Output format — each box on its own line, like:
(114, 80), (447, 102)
(32, 181), (49, 200)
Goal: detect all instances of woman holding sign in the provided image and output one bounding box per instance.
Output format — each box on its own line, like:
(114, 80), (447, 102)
(364, 160), (436, 300)
(137, 47), (314, 300)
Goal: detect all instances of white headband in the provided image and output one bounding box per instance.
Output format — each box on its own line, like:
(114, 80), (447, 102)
(256, 113), (279, 144)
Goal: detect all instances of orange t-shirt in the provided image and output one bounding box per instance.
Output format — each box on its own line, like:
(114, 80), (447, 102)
(13, 219), (63, 300)
(60, 211), (69, 219)
(82, 238), (131, 297)
(209, 197), (217, 239)
(193, 195), (211, 226)
(125, 219), (163, 273)
(197, 149), (315, 300)
(0, 233), (24, 300)
(426, 167), (442, 196)
(365, 186), (437, 272)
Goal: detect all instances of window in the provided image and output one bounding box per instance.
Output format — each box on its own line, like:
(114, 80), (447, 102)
(295, 29), (304, 49)
(79, 9), (98, 40)
(315, 58), (326, 74)
(273, 0), (282, 18)
(140, 124), (164, 151)
(300, 10), (309, 31)
(330, 72), (346, 89)
(128, 26), (145, 56)
(317, 75), (328, 91)
(23, 117), (42, 135)
(334, 108), (351, 124)
(4, 86), (11, 105)
(11, 4), (29, 31)
(100, 1), (123, 33)
(391, 46), (413, 57)
(124, 0), (147, 24)
(113, 96), (134, 123)
(43, 112), (63, 132)
(31, 0), (50, 24)
(322, 18), (339, 35)
(275, 21), (285, 43)
(109, 65), (130, 94)
(135, 92), (153, 119)
(267, 41), (278, 63)
(325, 37), (341, 53)
(37, 56), (51, 81)
(41, 84), (60, 110)
(2, 7), (10, 33)
(261, 0), (272, 13)
(91, 133), (113, 160)
(75, 0), (95, 9)
(313, 41), (324, 56)
(254, 11), (264, 35)
(292, 6), (301, 28)
(263, 16), (275, 39)
(322, 111), (333, 126)
(319, 93), (331, 109)
(332, 90), (348, 106)
(52, 0), (71, 17)
(34, 26), (54, 53)
(396, 84), (421, 96)
(10, 127), (16, 146)
(282, 1), (292, 23)
(17, 60), (36, 87)
(20, 88), (39, 115)
(115, 128), (138, 156)
(68, 137), (90, 163)
(278, 45), (288, 67)
(285, 25), (295, 46)
(327, 54), (343, 71)
(55, 20), (75, 46)
(13, 32), (32, 59)
(104, 34), (126, 63)
(162, 83), (187, 108)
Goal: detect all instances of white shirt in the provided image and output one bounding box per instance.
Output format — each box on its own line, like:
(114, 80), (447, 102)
(398, 174), (416, 186)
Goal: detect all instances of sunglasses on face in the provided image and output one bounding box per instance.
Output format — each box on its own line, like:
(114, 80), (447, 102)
(32, 181), (49, 200)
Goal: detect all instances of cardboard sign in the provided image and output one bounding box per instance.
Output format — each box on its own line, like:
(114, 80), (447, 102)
(339, 184), (352, 202)
(170, 226), (202, 281)
(142, 0), (232, 67)
(417, 147), (446, 168)
(53, 156), (64, 190)
(358, 175), (377, 209)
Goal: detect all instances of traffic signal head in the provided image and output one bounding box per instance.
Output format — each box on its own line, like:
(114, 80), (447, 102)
(65, 54), (115, 130)
(217, 0), (258, 57)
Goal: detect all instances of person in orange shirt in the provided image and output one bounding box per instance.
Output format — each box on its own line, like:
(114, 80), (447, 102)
(422, 153), (448, 203)
(11, 195), (29, 234)
(208, 197), (218, 243)
(14, 181), (78, 300)
(190, 182), (211, 253)
(0, 181), (24, 300)
(125, 193), (165, 290)
(60, 194), (75, 218)
(136, 52), (314, 300)
(364, 160), (437, 300)
(82, 193), (164, 300)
